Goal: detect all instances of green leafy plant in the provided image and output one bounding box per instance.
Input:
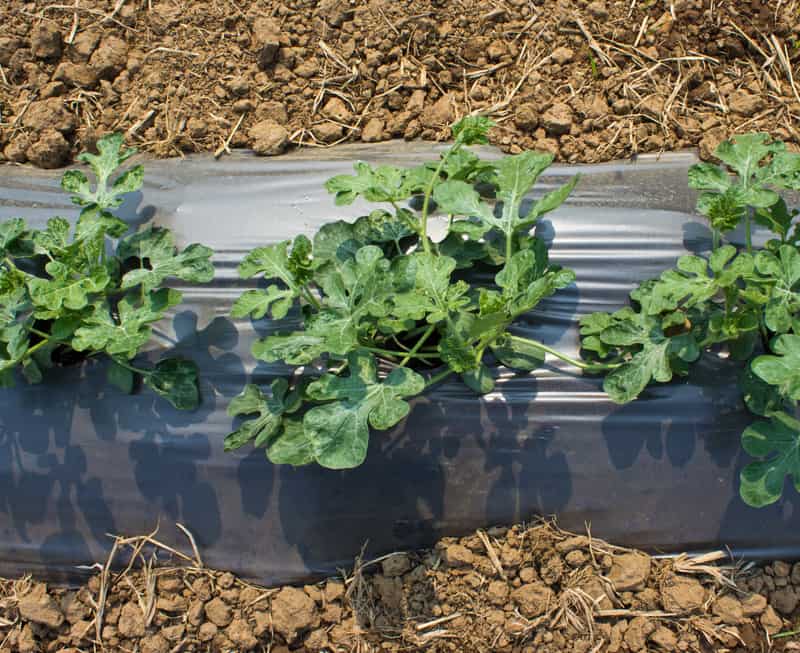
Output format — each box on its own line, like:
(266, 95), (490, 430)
(226, 116), (612, 468)
(580, 133), (800, 507)
(0, 133), (214, 409)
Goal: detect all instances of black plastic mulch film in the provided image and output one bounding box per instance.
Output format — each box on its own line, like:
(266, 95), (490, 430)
(0, 142), (797, 586)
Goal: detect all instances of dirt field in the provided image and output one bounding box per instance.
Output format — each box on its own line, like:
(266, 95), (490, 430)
(1, 521), (799, 653)
(2, 2), (800, 651)
(1, 1), (799, 168)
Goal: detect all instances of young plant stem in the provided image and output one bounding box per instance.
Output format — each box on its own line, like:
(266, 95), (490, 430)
(391, 336), (414, 352)
(28, 326), (59, 341)
(399, 324), (436, 366)
(772, 629), (800, 640)
(364, 346), (439, 360)
(23, 338), (52, 360)
(25, 327), (72, 351)
(109, 357), (152, 377)
(406, 324), (433, 338)
(3, 257), (21, 273)
(745, 205), (753, 252)
(508, 335), (621, 371)
(327, 361), (349, 375)
(712, 229), (720, 252)
(425, 368), (453, 388)
(302, 287), (321, 309)
(420, 143), (461, 252)
(474, 343), (487, 366)
(139, 256), (146, 303)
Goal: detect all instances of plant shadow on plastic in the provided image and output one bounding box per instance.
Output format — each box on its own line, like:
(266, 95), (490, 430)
(226, 116), (603, 470)
(0, 133), (215, 410)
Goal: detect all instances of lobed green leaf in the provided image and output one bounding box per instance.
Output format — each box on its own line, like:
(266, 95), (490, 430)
(301, 350), (425, 468)
(119, 226), (214, 292)
(740, 411), (800, 507)
(751, 334), (800, 401)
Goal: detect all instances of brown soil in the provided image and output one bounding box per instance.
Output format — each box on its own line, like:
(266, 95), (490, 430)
(1, 521), (799, 652)
(1, 1), (799, 169)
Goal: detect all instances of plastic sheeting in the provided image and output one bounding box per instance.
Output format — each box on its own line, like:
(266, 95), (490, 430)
(1, 143), (799, 586)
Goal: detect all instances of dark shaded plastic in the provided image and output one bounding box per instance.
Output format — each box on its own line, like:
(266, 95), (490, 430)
(1, 143), (798, 585)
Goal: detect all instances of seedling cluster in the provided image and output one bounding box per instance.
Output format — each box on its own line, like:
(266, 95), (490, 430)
(581, 134), (800, 507)
(0, 134), (214, 409)
(225, 116), (589, 468)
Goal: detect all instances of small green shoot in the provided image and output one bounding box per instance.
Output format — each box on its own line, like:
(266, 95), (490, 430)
(588, 54), (599, 80)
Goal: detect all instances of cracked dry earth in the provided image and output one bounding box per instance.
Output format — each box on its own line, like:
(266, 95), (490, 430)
(1, 522), (800, 652)
(0, 0), (799, 168)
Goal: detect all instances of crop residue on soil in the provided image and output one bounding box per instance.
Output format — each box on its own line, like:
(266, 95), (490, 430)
(1, 1), (799, 168)
(1, 521), (799, 652)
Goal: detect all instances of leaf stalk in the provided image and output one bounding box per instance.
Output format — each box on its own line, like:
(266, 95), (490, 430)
(508, 335), (621, 372)
(399, 324), (436, 366)
(364, 346), (440, 360)
(425, 368), (453, 388)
